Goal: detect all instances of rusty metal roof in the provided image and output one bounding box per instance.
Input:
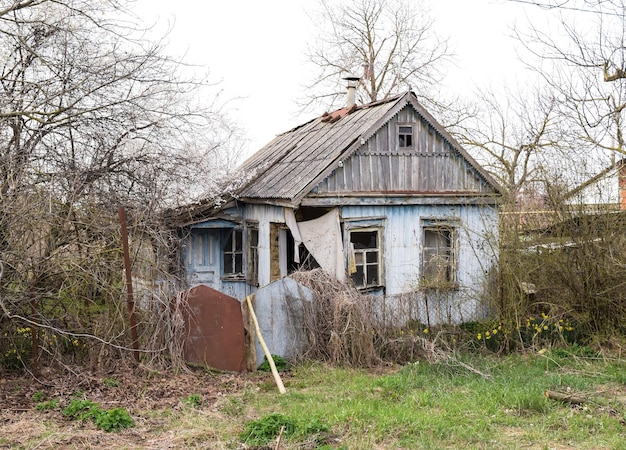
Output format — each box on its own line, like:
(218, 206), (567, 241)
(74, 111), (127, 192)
(236, 91), (501, 205)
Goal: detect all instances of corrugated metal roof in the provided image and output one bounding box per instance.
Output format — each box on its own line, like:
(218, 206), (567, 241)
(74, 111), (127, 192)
(236, 91), (501, 204)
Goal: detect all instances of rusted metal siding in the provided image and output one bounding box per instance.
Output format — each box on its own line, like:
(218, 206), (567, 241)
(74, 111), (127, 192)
(182, 285), (247, 372)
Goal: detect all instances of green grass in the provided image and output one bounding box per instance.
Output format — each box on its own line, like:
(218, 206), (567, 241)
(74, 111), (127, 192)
(222, 352), (626, 449)
(9, 351), (626, 449)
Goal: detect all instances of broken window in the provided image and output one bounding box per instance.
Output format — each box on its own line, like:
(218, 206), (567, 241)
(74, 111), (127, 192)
(247, 223), (259, 285)
(422, 221), (456, 287)
(223, 229), (243, 278)
(398, 125), (413, 148)
(349, 229), (381, 289)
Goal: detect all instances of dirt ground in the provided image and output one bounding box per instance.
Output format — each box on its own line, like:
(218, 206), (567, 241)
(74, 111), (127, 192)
(0, 364), (266, 449)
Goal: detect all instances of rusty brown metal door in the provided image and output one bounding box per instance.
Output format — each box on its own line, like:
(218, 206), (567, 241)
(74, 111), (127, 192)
(182, 285), (246, 372)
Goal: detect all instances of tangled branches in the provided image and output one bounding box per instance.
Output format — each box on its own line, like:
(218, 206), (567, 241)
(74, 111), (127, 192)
(289, 269), (465, 367)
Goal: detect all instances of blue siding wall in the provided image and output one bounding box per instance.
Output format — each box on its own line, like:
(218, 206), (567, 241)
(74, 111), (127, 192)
(342, 203), (498, 324)
(184, 203), (498, 323)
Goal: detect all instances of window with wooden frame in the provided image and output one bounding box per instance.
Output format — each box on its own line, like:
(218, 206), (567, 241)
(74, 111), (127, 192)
(223, 229), (243, 279)
(247, 223), (259, 285)
(421, 220), (457, 288)
(398, 124), (413, 148)
(349, 228), (382, 289)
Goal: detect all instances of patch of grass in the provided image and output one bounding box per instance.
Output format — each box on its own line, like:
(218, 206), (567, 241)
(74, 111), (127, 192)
(240, 413), (297, 446)
(257, 354), (289, 372)
(35, 399), (59, 411)
(8, 354), (626, 448)
(62, 398), (134, 432)
(181, 394), (203, 407)
(102, 377), (120, 388)
(219, 397), (245, 418)
(234, 355), (626, 449)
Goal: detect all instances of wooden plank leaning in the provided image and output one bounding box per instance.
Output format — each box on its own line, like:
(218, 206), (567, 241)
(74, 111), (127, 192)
(245, 294), (287, 394)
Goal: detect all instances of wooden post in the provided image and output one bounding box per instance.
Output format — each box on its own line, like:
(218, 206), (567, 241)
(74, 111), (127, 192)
(118, 207), (139, 362)
(245, 295), (286, 394)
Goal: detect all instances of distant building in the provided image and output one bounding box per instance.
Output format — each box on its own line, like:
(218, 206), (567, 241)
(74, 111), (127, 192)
(564, 158), (626, 211)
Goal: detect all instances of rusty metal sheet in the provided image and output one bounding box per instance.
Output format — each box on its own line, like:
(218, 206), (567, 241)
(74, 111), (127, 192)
(183, 284), (246, 372)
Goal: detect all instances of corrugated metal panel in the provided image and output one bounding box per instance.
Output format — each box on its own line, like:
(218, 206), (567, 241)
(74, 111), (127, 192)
(182, 285), (247, 372)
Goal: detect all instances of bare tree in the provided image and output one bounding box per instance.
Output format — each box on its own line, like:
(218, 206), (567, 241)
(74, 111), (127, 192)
(0, 0), (240, 372)
(515, 0), (626, 160)
(301, 0), (451, 111)
(453, 86), (568, 205)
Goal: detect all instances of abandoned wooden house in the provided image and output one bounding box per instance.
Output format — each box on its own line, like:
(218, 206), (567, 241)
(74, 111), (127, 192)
(176, 89), (502, 329)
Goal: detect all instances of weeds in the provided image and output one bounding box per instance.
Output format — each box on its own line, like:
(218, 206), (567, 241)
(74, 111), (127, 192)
(240, 413), (297, 446)
(239, 412), (332, 447)
(35, 399), (59, 411)
(102, 378), (120, 388)
(257, 354), (288, 372)
(181, 394), (203, 407)
(62, 398), (134, 432)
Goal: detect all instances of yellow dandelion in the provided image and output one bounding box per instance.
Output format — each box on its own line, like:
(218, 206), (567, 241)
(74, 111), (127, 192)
(477, 333), (482, 340)
(423, 329), (429, 334)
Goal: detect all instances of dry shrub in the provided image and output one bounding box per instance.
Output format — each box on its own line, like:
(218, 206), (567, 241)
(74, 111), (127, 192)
(137, 288), (190, 371)
(289, 269), (378, 367)
(289, 269), (458, 367)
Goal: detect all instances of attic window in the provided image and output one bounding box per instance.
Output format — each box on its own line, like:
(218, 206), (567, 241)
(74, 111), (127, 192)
(398, 125), (413, 148)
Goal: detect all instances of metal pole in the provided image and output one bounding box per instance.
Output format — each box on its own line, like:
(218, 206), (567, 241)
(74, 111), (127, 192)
(118, 206), (139, 362)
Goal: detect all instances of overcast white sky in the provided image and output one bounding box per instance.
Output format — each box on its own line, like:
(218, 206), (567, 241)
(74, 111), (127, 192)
(132, 0), (557, 157)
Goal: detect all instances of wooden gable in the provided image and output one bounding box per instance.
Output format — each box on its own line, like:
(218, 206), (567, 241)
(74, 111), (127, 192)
(309, 103), (497, 200)
(235, 91), (500, 206)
